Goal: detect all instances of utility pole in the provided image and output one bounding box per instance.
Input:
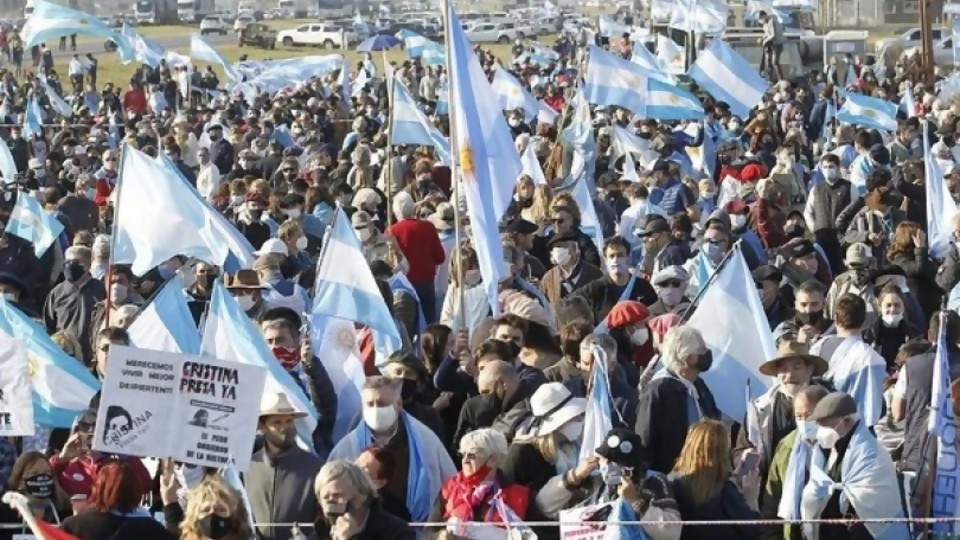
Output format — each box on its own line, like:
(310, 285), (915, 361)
(921, 0), (935, 83)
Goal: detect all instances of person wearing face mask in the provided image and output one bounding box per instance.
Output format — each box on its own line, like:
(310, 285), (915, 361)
(863, 286), (922, 371)
(226, 149), (262, 182)
(637, 216), (690, 277)
(649, 266), (691, 317)
(572, 237), (657, 325)
(0, 272), (37, 318)
(429, 427), (530, 534)
(329, 376), (457, 523)
(0, 451), (73, 538)
(195, 146), (222, 202)
(43, 245), (105, 362)
(353, 211), (410, 275)
(225, 269), (267, 319)
(455, 358), (537, 447)
(278, 193), (326, 246)
(836, 170), (906, 263)
(58, 174), (100, 234)
(206, 124), (235, 175)
(311, 460), (416, 540)
(439, 245), (490, 339)
(175, 475), (253, 540)
(568, 332), (640, 426)
(752, 265), (791, 329)
(803, 152), (851, 274)
(91, 149), (120, 206)
(636, 325), (721, 474)
(800, 392), (909, 540)
(383, 352), (446, 442)
(761, 385), (830, 540)
(779, 239), (833, 292)
(540, 231), (603, 308)
(247, 393), (324, 540)
(89, 265), (144, 338)
(498, 383), (588, 527)
(185, 262), (218, 326)
(233, 192), (272, 250)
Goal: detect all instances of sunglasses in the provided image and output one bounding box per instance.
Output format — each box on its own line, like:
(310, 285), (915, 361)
(659, 279), (683, 288)
(282, 168), (295, 173)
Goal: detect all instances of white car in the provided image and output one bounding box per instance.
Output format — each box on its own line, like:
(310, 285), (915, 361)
(199, 15), (227, 35)
(902, 36), (956, 67)
(875, 27), (946, 54)
(465, 21), (523, 43)
(277, 23), (357, 48)
(234, 13), (254, 31)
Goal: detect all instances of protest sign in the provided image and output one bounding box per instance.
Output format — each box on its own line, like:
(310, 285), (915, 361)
(0, 332), (35, 436)
(93, 346), (265, 471)
(559, 503), (613, 540)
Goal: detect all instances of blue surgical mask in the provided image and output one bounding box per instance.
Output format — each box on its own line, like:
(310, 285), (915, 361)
(600, 461), (624, 486)
(797, 419), (817, 441)
(606, 257), (629, 275)
(702, 242), (723, 260)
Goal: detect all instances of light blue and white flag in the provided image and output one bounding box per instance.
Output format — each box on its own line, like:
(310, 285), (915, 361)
(646, 78), (703, 120)
(201, 281), (318, 448)
(579, 345), (615, 460)
(669, 0), (729, 34)
(520, 143), (547, 186)
(353, 10), (371, 37)
(688, 39), (769, 119)
(630, 42), (674, 83)
(490, 65), (557, 123)
(396, 29), (445, 65)
(190, 33), (240, 82)
(745, 0), (792, 22)
(310, 316), (366, 441)
(584, 45), (654, 115)
(572, 178), (604, 256)
(7, 191), (63, 258)
(900, 85), (918, 118)
(0, 137), (17, 183)
(656, 34), (686, 75)
(446, 3), (522, 315)
(35, 77), (72, 117)
(0, 299), (100, 428)
(559, 85), (597, 191)
(687, 246), (775, 420)
(691, 248), (716, 294)
(120, 23), (167, 68)
(611, 126), (659, 170)
(836, 91), (898, 132)
(813, 335), (886, 426)
(20, 0), (133, 60)
(598, 15), (633, 38)
(114, 146), (255, 275)
(390, 79), (452, 165)
(844, 63), (858, 87)
(24, 96), (43, 139)
(312, 207), (401, 341)
(338, 62), (351, 108)
(435, 80), (449, 115)
(127, 276), (201, 354)
(924, 125), (959, 258)
(929, 313), (960, 535)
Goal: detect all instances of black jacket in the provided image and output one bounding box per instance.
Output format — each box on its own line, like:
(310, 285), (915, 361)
(454, 380), (536, 447)
(307, 502), (416, 540)
(61, 510), (175, 540)
(668, 477), (760, 540)
(636, 375), (721, 474)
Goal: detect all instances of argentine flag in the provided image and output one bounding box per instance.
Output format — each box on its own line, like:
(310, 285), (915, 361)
(127, 276), (201, 354)
(24, 96), (43, 139)
(490, 65), (558, 123)
(190, 33), (240, 82)
(397, 29), (445, 66)
(836, 91), (898, 132)
(923, 125), (959, 259)
(0, 299), (100, 428)
(929, 313), (960, 534)
(21, 0), (134, 60)
(7, 192), (63, 258)
(0, 137), (17, 183)
(688, 39), (769, 120)
(390, 79), (452, 165)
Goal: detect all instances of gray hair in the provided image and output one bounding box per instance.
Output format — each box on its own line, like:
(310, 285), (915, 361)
(314, 460), (377, 504)
(64, 245), (92, 265)
(459, 428), (509, 463)
(661, 324), (706, 372)
(393, 191), (416, 220)
(582, 333), (617, 359)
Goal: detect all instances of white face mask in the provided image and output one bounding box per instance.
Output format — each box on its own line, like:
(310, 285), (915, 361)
(234, 295), (256, 311)
(357, 228), (373, 242)
(730, 214), (748, 229)
(230, 195), (244, 205)
(557, 419), (583, 443)
(658, 287), (684, 307)
(630, 327), (649, 346)
(295, 236), (308, 251)
(816, 425), (840, 449)
(284, 209), (302, 220)
(363, 405), (398, 431)
(109, 283), (128, 302)
(822, 167), (839, 181)
(550, 247), (572, 266)
(1, 292), (16, 302)
(881, 313), (904, 327)
(464, 269), (482, 287)
(797, 419), (818, 441)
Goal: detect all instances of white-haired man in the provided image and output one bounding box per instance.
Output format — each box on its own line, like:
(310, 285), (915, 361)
(314, 460), (416, 540)
(635, 324), (720, 474)
(387, 192), (445, 322)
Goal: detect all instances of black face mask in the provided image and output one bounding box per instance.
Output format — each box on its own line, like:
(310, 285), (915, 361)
(400, 378), (418, 403)
(944, 136), (956, 148)
(23, 473), (54, 499)
(696, 350), (713, 372)
(197, 514), (236, 540)
(263, 428), (297, 451)
(796, 310), (823, 326)
(637, 131), (652, 140)
(197, 273), (216, 291)
(64, 262), (85, 282)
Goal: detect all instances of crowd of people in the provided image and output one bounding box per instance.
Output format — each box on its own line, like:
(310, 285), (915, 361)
(0, 6), (958, 540)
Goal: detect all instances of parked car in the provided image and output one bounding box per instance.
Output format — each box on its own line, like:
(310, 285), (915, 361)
(234, 13), (255, 31)
(874, 27), (946, 54)
(464, 21), (523, 43)
(238, 22), (277, 48)
(199, 15), (228, 35)
(902, 36), (955, 67)
(276, 23), (358, 48)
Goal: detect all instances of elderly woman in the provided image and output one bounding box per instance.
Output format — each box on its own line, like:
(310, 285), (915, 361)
(649, 266), (692, 317)
(635, 325), (721, 474)
(310, 460), (416, 540)
(428, 429), (529, 535)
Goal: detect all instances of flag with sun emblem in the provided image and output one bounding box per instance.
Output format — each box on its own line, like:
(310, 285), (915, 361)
(445, 0), (522, 315)
(490, 65), (557, 124)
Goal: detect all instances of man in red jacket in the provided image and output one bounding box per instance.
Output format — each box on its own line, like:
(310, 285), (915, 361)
(92, 149), (119, 207)
(387, 191), (445, 323)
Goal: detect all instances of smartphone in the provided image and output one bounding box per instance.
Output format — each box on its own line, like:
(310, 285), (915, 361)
(736, 452), (761, 477)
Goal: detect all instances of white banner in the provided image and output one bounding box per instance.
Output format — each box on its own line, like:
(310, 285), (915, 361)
(0, 333), (34, 436)
(93, 346), (265, 471)
(559, 503), (613, 540)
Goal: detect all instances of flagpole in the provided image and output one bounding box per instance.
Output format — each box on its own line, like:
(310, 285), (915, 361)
(385, 65), (396, 228)
(636, 240), (743, 388)
(103, 142), (128, 329)
(440, 0), (468, 332)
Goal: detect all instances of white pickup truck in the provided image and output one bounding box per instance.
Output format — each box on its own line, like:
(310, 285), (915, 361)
(276, 23), (357, 48)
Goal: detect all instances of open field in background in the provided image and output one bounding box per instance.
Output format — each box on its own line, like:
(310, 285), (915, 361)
(71, 18), (323, 44)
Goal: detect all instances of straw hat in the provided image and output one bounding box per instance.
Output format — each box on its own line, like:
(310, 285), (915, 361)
(224, 269), (266, 290)
(758, 340), (828, 377)
(260, 392), (307, 418)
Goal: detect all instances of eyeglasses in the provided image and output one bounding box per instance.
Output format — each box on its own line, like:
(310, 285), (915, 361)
(281, 168), (295, 173)
(75, 421), (95, 431)
(659, 279), (683, 288)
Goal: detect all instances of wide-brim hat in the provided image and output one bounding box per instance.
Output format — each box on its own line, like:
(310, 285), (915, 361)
(515, 383), (586, 439)
(758, 340), (828, 377)
(224, 269), (267, 290)
(260, 392), (307, 418)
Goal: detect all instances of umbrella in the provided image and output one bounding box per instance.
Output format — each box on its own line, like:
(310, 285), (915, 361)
(356, 34), (401, 52)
